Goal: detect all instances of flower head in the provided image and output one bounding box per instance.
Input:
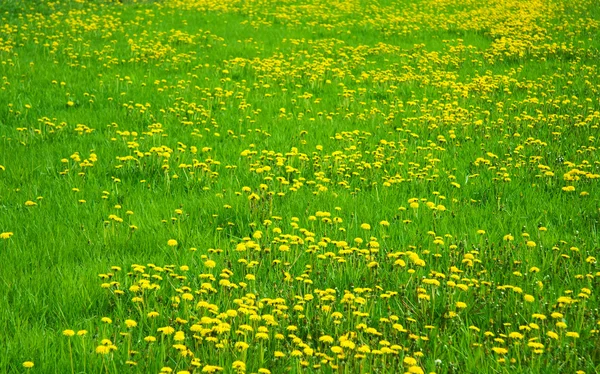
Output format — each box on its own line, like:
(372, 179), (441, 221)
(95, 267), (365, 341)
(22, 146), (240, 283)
(63, 329), (75, 337)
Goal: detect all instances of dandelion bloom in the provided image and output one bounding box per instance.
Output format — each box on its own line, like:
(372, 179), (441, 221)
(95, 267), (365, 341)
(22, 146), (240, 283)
(158, 326), (175, 335)
(408, 366), (424, 374)
(403, 356), (418, 366)
(167, 239), (178, 247)
(96, 345), (111, 354)
(319, 335), (334, 344)
(232, 361), (246, 370)
(63, 329), (75, 337)
(23, 362), (34, 368)
(202, 365), (223, 373)
(125, 319), (137, 328)
(0, 232), (13, 239)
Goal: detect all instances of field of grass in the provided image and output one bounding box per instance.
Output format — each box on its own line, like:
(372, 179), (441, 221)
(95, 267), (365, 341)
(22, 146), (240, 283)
(1, 0), (599, 372)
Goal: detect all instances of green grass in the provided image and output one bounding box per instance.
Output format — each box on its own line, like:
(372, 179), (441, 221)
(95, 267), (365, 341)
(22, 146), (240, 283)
(0, 0), (599, 373)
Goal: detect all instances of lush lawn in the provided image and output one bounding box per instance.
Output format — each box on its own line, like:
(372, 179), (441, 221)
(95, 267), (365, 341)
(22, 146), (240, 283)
(0, 0), (599, 372)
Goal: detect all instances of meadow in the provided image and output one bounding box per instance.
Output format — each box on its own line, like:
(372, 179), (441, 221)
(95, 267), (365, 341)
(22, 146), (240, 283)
(0, 0), (599, 372)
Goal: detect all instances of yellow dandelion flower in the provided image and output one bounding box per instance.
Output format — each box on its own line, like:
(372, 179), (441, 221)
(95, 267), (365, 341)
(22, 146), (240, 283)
(403, 356), (417, 366)
(96, 345), (111, 354)
(202, 365), (223, 373)
(456, 301), (467, 309)
(125, 319), (137, 328)
(63, 329), (75, 337)
(492, 347), (508, 355)
(232, 361), (246, 370)
(319, 335), (334, 344)
(158, 326), (175, 335)
(0, 232), (14, 239)
(408, 366), (424, 374)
